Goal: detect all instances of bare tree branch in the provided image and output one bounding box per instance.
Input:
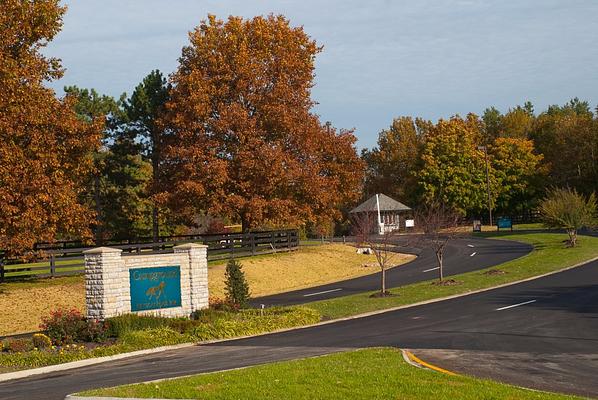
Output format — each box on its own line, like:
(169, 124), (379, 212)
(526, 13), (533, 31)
(413, 201), (464, 282)
(351, 212), (400, 296)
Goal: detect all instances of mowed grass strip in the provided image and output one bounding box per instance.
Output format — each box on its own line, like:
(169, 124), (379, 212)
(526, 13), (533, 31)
(308, 233), (598, 319)
(0, 244), (407, 335)
(80, 347), (581, 400)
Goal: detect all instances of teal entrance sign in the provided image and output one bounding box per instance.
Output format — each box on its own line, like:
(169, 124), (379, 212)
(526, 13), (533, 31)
(497, 217), (513, 231)
(129, 266), (182, 312)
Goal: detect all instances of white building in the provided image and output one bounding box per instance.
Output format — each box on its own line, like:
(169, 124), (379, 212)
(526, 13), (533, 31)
(349, 193), (412, 234)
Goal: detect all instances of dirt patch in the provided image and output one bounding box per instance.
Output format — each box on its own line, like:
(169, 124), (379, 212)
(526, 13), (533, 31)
(369, 291), (398, 298)
(431, 279), (462, 286)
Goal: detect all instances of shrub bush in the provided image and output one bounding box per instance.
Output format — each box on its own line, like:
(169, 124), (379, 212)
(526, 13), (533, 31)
(41, 309), (88, 345)
(107, 314), (173, 337)
(32, 333), (52, 349)
(207, 296), (240, 312)
(224, 259), (251, 308)
(41, 309), (110, 344)
(4, 338), (34, 353)
(0, 307), (321, 369)
(83, 319), (110, 343)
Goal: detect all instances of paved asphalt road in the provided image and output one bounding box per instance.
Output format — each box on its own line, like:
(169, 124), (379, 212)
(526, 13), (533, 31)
(253, 237), (532, 306)
(4, 238), (598, 399)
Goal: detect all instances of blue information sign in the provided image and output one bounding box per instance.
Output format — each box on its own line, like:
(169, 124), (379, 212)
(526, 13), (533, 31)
(497, 217), (513, 230)
(129, 266), (182, 312)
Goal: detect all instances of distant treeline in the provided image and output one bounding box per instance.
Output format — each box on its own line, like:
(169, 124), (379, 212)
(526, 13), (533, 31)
(362, 99), (598, 217)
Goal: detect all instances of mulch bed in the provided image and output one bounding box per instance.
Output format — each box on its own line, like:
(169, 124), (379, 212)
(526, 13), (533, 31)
(431, 279), (462, 286)
(369, 291), (398, 298)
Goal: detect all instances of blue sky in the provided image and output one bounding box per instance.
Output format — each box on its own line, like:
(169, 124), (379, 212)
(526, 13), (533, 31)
(46, 0), (598, 149)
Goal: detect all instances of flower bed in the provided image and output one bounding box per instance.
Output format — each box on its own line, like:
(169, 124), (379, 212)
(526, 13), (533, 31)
(0, 305), (320, 370)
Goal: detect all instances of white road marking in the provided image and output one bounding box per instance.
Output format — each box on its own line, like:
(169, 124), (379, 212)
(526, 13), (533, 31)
(467, 244), (475, 248)
(303, 288), (342, 297)
(470, 252), (477, 257)
(422, 267), (440, 272)
(495, 299), (537, 311)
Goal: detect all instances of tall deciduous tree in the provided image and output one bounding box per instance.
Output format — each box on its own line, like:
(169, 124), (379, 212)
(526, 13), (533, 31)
(159, 15), (363, 232)
(362, 117), (431, 205)
(490, 138), (545, 214)
(419, 115), (493, 215)
(0, 1), (101, 256)
(532, 102), (597, 195)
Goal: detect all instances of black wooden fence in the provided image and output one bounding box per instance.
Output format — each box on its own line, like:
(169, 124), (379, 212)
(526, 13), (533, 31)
(0, 229), (298, 282)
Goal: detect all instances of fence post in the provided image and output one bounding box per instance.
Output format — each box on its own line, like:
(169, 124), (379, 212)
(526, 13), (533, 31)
(0, 259), (4, 283)
(50, 254), (56, 277)
(251, 233), (256, 256)
(287, 231), (291, 250)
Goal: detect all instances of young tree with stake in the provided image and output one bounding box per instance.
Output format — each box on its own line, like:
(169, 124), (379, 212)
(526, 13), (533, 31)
(540, 187), (597, 247)
(415, 202), (463, 283)
(352, 212), (400, 297)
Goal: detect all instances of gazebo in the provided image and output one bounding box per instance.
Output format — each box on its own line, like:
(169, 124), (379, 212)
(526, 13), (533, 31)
(349, 193), (412, 234)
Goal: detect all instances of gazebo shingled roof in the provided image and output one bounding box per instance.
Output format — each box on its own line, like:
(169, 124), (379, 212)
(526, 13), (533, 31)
(349, 193), (411, 214)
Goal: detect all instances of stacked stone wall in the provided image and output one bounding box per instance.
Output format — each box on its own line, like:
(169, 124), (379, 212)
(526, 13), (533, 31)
(83, 244), (208, 320)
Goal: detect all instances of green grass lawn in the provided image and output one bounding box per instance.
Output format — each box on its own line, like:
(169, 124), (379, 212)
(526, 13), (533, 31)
(308, 233), (598, 319)
(80, 348), (581, 400)
(513, 222), (547, 230)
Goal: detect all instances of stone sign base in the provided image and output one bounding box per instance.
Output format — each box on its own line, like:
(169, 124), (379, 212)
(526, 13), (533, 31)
(83, 243), (208, 320)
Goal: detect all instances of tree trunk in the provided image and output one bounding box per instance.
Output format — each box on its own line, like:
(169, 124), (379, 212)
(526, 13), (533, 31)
(568, 229), (577, 247)
(151, 132), (160, 243)
(94, 174), (102, 245)
(437, 251), (444, 281)
(241, 214), (250, 233)
(381, 266), (386, 294)
(152, 207), (159, 243)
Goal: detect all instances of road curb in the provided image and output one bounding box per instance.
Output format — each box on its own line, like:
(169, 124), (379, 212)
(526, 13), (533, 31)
(2, 250), (596, 384)
(402, 350), (458, 376)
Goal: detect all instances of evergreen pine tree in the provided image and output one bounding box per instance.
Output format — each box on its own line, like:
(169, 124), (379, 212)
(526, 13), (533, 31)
(224, 259), (251, 308)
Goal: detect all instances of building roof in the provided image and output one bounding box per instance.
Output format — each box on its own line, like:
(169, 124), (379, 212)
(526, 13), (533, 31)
(349, 193), (411, 213)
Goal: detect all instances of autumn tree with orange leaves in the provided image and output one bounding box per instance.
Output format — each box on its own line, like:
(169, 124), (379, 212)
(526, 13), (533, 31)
(159, 15), (364, 232)
(0, 1), (101, 256)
